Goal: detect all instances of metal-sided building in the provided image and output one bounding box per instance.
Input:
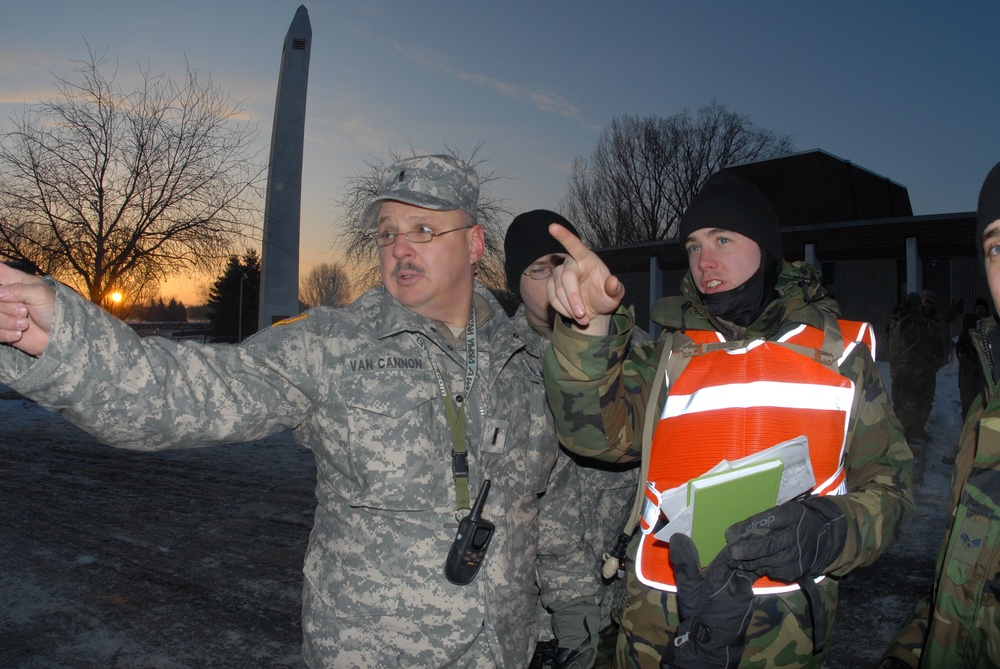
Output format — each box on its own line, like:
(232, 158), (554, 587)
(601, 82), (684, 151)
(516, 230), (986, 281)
(595, 149), (979, 359)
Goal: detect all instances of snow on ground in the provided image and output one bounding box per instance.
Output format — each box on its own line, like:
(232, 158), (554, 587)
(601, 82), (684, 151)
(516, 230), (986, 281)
(826, 360), (960, 669)
(0, 361), (964, 668)
(0, 400), (314, 668)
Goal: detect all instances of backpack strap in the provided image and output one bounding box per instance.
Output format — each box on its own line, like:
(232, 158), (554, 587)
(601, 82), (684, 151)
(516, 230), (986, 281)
(602, 331), (673, 579)
(776, 312), (845, 374)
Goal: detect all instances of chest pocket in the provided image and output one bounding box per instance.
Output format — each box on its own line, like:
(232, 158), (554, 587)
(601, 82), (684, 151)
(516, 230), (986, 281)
(342, 371), (450, 511)
(944, 418), (1000, 590)
(479, 365), (554, 498)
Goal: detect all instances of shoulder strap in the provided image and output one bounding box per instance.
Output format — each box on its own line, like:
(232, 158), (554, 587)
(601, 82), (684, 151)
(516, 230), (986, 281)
(633, 333), (673, 522)
(603, 331), (673, 579)
(777, 313), (845, 374)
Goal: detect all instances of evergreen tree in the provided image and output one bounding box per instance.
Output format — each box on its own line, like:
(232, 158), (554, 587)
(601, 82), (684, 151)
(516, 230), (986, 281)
(149, 298), (167, 321)
(206, 250), (260, 343)
(165, 298), (187, 322)
(133, 296), (187, 322)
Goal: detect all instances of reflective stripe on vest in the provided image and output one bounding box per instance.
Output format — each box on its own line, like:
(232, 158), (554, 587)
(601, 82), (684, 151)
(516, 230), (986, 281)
(635, 320), (871, 594)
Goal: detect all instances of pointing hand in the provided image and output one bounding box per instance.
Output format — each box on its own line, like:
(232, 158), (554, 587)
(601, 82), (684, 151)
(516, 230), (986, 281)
(0, 263), (55, 356)
(546, 223), (624, 334)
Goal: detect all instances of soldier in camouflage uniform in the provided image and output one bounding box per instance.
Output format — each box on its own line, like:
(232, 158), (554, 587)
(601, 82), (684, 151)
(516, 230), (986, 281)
(540, 171), (913, 669)
(0, 155), (598, 668)
(888, 289), (955, 443)
(879, 160), (1000, 669)
(503, 210), (641, 669)
(955, 297), (989, 420)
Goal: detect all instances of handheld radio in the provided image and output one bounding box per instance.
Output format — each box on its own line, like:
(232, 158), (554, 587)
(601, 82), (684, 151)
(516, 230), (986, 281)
(445, 479), (495, 585)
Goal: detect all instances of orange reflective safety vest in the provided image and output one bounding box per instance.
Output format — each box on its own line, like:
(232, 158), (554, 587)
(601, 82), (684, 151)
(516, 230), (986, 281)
(635, 318), (876, 594)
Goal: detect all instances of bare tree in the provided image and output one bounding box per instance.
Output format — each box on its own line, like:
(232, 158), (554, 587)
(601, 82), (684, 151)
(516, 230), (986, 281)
(300, 262), (352, 308)
(337, 144), (511, 294)
(562, 100), (794, 247)
(0, 46), (264, 310)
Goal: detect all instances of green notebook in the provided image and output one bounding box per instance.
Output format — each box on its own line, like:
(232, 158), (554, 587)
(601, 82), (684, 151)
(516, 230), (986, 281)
(686, 459), (784, 567)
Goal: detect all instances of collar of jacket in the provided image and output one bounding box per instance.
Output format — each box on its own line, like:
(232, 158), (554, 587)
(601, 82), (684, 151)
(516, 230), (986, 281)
(973, 316), (1000, 395)
(509, 303), (550, 360)
(370, 282), (532, 365)
(651, 260), (841, 340)
(372, 282), (495, 340)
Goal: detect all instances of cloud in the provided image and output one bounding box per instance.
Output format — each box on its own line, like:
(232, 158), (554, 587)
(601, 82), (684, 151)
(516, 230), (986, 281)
(306, 92), (400, 156)
(393, 42), (601, 131)
(0, 86), (56, 108)
(0, 48), (66, 107)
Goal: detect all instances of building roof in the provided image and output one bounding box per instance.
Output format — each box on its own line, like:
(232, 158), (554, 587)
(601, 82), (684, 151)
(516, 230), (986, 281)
(595, 149), (972, 272)
(728, 148), (913, 225)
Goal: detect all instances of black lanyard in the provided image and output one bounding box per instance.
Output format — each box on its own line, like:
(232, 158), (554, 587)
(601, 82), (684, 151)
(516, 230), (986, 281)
(411, 307), (478, 510)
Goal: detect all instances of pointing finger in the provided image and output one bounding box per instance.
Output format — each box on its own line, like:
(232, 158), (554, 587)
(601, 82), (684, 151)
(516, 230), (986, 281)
(549, 223), (592, 262)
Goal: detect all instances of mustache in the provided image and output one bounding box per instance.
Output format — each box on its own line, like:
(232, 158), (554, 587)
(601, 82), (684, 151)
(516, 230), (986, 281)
(392, 261), (424, 278)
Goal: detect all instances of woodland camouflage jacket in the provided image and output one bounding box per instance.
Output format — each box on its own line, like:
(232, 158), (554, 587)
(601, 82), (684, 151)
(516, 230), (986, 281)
(511, 304), (638, 635)
(543, 261), (914, 581)
(888, 300), (948, 370)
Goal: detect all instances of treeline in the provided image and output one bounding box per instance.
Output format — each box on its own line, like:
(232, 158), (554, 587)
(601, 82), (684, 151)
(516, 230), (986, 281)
(131, 297), (188, 322)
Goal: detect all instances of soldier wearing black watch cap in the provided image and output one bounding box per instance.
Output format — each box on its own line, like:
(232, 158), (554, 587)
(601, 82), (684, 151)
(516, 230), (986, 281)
(541, 170), (913, 669)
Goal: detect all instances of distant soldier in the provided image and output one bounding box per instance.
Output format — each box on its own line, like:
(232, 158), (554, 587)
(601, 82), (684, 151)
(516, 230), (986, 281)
(956, 297), (990, 420)
(879, 160), (1000, 668)
(888, 289), (960, 443)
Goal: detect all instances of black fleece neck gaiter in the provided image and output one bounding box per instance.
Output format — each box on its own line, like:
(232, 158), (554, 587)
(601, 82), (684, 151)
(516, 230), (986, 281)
(697, 250), (781, 328)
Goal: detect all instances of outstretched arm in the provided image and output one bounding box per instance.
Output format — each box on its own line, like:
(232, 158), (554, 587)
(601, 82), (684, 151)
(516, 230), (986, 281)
(546, 223), (625, 336)
(0, 263), (54, 356)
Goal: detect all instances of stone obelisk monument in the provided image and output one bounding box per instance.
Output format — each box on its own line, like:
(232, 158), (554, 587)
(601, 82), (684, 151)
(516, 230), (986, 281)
(258, 5), (311, 330)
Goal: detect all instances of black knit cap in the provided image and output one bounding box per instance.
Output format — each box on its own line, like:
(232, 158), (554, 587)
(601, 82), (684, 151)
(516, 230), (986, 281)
(679, 170), (783, 277)
(504, 210), (578, 301)
(977, 160), (1000, 264)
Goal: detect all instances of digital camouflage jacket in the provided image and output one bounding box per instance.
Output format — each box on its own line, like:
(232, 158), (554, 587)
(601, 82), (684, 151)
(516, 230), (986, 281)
(512, 305), (637, 638)
(882, 316), (1000, 668)
(544, 261), (914, 667)
(0, 281), (595, 669)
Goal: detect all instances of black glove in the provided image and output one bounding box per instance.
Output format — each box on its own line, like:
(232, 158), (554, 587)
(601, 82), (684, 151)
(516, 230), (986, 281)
(529, 639), (558, 669)
(723, 496), (847, 583)
(660, 534), (755, 669)
(986, 574), (1000, 600)
(548, 596), (600, 669)
(722, 496), (847, 655)
(878, 657), (913, 669)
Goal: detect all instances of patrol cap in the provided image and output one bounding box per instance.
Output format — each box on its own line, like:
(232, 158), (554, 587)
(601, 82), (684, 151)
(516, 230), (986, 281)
(361, 154), (480, 229)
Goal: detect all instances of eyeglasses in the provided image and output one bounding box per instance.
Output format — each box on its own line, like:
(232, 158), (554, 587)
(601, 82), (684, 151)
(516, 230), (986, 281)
(522, 256), (566, 280)
(372, 225), (471, 247)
